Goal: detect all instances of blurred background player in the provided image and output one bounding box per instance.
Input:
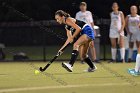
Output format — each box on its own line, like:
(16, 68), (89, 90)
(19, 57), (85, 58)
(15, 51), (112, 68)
(75, 2), (98, 63)
(55, 10), (97, 72)
(128, 5), (140, 76)
(125, 6), (140, 62)
(109, 2), (125, 63)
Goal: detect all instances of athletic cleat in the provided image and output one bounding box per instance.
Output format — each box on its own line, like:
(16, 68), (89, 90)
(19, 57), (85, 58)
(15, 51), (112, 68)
(84, 64), (97, 72)
(119, 59), (125, 63)
(128, 58), (132, 63)
(93, 59), (100, 63)
(108, 59), (115, 63)
(84, 67), (96, 72)
(127, 68), (140, 76)
(62, 62), (73, 72)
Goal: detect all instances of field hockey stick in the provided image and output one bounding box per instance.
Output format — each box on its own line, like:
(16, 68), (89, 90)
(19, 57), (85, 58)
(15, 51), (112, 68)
(39, 43), (70, 72)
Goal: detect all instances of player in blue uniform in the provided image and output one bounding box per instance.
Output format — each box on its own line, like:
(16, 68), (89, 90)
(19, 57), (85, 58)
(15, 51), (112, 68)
(55, 10), (97, 72)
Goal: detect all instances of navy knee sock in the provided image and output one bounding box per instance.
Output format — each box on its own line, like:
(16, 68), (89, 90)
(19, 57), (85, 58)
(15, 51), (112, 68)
(84, 57), (94, 68)
(69, 50), (79, 67)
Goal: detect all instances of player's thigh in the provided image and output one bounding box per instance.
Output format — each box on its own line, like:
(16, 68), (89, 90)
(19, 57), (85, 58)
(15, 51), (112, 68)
(119, 36), (124, 47)
(129, 42), (134, 48)
(136, 41), (140, 49)
(129, 34), (137, 48)
(136, 41), (140, 54)
(74, 34), (90, 47)
(110, 38), (116, 47)
(138, 45), (140, 53)
(136, 34), (140, 48)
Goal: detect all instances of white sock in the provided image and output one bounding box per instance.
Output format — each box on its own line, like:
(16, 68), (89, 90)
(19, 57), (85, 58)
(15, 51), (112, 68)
(128, 48), (133, 59)
(111, 48), (116, 60)
(120, 48), (125, 59)
(135, 54), (140, 72)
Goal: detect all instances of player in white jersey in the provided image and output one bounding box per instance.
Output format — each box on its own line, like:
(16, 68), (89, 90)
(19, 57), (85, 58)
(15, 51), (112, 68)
(109, 2), (125, 63)
(125, 5), (140, 62)
(127, 6), (140, 76)
(75, 2), (98, 63)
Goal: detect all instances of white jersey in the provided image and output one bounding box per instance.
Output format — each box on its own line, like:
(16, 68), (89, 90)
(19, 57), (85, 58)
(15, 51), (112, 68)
(109, 11), (124, 38)
(128, 14), (140, 34)
(127, 15), (140, 42)
(75, 11), (93, 28)
(110, 11), (122, 31)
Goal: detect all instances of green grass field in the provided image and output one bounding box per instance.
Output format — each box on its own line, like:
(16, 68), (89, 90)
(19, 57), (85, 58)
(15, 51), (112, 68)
(0, 62), (140, 93)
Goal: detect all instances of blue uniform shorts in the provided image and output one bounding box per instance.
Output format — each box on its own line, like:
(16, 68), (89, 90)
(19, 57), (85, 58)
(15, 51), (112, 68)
(81, 25), (95, 40)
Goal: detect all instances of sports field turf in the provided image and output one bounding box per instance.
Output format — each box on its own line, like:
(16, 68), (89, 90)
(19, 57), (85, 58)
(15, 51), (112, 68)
(0, 62), (139, 93)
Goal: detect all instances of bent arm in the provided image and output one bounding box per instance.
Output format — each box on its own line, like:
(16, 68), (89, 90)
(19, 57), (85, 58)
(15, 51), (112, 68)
(120, 12), (125, 31)
(125, 16), (130, 34)
(66, 18), (81, 39)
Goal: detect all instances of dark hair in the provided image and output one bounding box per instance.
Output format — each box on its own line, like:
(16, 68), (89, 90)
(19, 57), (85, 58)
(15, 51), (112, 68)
(80, 2), (87, 6)
(112, 2), (119, 7)
(55, 10), (70, 17)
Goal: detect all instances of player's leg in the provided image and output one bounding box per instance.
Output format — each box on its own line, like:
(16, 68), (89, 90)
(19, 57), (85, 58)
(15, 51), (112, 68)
(137, 45), (140, 73)
(135, 41), (140, 73)
(62, 34), (90, 72)
(128, 43), (140, 76)
(109, 38), (117, 62)
(88, 41), (98, 62)
(79, 45), (85, 64)
(128, 34), (134, 62)
(119, 35), (125, 63)
(128, 42), (134, 62)
(81, 41), (97, 72)
(128, 35), (140, 76)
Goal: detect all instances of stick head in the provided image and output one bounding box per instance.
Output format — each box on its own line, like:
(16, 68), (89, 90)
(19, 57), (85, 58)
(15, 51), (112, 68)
(39, 67), (45, 72)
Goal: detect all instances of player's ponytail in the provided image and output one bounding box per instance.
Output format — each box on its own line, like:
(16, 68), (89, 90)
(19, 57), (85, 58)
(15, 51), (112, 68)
(55, 10), (70, 17)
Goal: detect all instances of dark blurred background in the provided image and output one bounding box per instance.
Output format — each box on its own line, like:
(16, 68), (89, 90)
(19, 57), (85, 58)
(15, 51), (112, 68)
(0, 0), (139, 21)
(0, 0), (139, 61)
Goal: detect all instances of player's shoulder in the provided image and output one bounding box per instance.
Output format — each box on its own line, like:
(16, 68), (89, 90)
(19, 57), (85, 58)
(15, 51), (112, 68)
(119, 11), (124, 14)
(86, 11), (92, 14)
(136, 14), (140, 17)
(136, 15), (140, 19)
(125, 15), (130, 20)
(76, 11), (82, 15)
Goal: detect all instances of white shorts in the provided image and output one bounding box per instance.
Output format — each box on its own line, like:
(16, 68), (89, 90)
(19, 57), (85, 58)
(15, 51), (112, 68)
(127, 32), (140, 42)
(109, 29), (124, 38)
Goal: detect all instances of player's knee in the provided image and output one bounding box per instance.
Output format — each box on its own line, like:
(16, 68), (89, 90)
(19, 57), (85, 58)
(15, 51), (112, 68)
(111, 45), (116, 48)
(119, 42), (124, 48)
(111, 42), (116, 48)
(129, 44), (133, 48)
(90, 43), (94, 48)
(82, 54), (88, 59)
(73, 43), (80, 50)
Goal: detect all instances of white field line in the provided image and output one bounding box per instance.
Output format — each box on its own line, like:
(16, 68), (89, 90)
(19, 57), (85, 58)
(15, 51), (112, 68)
(0, 82), (140, 93)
